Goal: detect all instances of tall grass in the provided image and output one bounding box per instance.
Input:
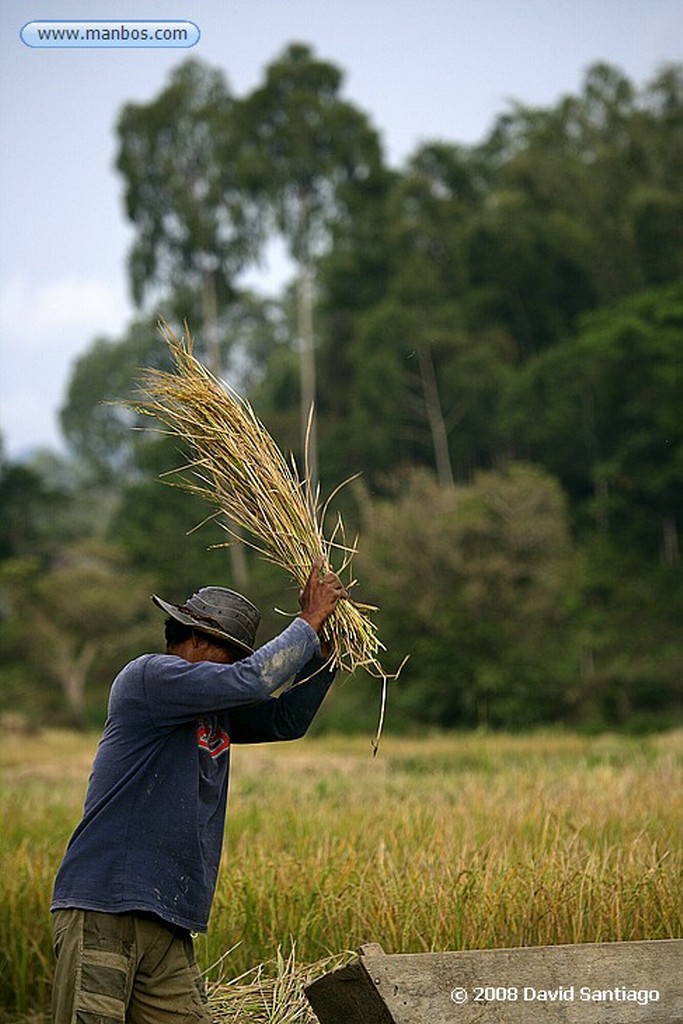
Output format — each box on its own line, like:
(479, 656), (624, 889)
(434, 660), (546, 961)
(0, 732), (96, 1020)
(1, 729), (681, 1022)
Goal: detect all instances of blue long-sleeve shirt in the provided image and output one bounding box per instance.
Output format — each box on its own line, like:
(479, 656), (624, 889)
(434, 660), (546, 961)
(51, 618), (334, 933)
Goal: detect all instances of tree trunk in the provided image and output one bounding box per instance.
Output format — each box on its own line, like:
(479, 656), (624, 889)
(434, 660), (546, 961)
(297, 261), (318, 499)
(661, 514), (679, 565)
(54, 635), (96, 729)
(201, 270), (249, 590)
(201, 270), (221, 373)
(417, 344), (454, 488)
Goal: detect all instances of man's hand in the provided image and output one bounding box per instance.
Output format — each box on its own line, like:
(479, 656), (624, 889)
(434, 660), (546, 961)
(298, 559), (347, 634)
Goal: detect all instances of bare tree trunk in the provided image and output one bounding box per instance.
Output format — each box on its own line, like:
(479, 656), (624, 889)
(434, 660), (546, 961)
(53, 634), (96, 729)
(417, 344), (454, 488)
(201, 270), (249, 590)
(201, 270), (221, 373)
(661, 514), (679, 566)
(298, 262), (318, 498)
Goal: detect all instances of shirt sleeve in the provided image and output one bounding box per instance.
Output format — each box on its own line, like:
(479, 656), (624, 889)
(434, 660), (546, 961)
(135, 618), (322, 729)
(229, 658), (336, 743)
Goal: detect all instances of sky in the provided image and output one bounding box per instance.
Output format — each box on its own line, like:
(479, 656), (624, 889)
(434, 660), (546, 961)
(2, 0), (682, 461)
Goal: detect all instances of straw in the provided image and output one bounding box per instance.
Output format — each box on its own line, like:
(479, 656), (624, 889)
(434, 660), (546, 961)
(131, 321), (401, 723)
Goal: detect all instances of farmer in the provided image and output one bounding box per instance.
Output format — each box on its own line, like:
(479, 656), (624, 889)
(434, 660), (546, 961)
(50, 560), (346, 1024)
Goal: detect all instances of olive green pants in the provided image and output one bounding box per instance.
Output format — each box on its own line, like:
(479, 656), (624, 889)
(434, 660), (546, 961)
(51, 909), (212, 1024)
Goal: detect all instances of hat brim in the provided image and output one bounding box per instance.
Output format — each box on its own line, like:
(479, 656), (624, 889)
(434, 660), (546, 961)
(152, 595), (255, 654)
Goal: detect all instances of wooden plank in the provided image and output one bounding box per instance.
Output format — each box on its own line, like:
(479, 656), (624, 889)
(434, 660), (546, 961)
(306, 940), (683, 1024)
(305, 955), (394, 1024)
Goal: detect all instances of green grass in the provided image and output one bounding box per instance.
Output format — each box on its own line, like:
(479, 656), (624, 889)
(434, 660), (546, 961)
(1, 728), (681, 1022)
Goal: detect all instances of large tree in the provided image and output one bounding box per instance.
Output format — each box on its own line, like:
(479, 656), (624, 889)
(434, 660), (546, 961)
(116, 59), (262, 370)
(236, 43), (386, 487)
(504, 283), (683, 560)
(1, 541), (157, 726)
(354, 463), (575, 728)
(473, 62), (683, 332)
(59, 317), (166, 482)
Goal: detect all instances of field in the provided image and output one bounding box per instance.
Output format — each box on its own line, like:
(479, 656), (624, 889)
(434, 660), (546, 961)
(1, 727), (681, 1022)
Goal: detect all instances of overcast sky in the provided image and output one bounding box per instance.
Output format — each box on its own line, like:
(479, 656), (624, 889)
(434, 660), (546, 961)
(2, 0), (682, 460)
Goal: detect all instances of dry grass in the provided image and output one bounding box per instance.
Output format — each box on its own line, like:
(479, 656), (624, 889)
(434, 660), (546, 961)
(2, 728), (681, 1021)
(207, 946), (353, 1024)
(132, 321), (395, 693)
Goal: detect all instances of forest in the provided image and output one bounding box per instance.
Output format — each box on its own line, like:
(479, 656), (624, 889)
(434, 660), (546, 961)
(1, 45), (682, 733)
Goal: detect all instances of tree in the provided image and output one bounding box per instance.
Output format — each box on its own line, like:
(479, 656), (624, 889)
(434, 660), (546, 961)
(116, 60), (261, 354)
(0, 446), (105, 561)
(323, 57), (683, 517)
(0, 460), (63, 560)
(355, 463), (575, 728)
(59, 317), (167, 481)
(374, 144), (494, 485)
(106, 433), (237, 598)
(504, 284), (683, 559)
(237, 43), (386, 488)
(315, 135), (529, 489)
(1, 541), (157, 726)
(561, 536), (683, 728)
(473, 62), (683, 334)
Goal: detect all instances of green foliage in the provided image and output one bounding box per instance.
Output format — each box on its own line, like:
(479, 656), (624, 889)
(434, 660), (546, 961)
(563, 537), (683, 730)
(0, 461), (67, 561)
(3, 56), (683, 730)
(116, 59), (255, 309)
(107, 433), (239, 597)
(0, 542), (158, 726)
(477, 63), (683, 308)
(234, 42), (388, 482)
(504, 283), (683, 553)
(236, 42), (385, 264)
(59, 317), (167, 480)
(353, 464), (575, 728)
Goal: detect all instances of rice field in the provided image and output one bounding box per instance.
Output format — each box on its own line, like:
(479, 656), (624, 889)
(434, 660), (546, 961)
(1, 727), (681, 1022)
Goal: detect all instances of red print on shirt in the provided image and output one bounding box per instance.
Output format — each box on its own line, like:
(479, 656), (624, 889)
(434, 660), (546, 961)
(197, 720), (230, 758)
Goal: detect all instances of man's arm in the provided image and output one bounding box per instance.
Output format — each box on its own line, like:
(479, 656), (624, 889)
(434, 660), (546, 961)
(227, 562), (345, 741)
(140, 562), (346, 728)
(228, 658), (336, 743)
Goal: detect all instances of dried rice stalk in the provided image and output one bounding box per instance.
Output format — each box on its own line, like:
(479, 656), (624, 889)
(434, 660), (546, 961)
(206, 945), (354, 1024)
(132, 321), (400, 708)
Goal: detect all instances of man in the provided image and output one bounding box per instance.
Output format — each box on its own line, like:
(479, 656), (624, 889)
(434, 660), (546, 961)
(51, 560), (346, 1023)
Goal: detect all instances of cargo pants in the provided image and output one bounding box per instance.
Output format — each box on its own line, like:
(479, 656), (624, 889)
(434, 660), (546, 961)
(51, 909), (213, 1024)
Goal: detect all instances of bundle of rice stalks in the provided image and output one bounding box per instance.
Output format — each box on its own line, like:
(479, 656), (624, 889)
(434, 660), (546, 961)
(207, 946), (354, 1024)
(132, 321), (400, 716)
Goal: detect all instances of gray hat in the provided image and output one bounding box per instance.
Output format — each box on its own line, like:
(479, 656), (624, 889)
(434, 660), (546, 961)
(152, 587), (261, 654)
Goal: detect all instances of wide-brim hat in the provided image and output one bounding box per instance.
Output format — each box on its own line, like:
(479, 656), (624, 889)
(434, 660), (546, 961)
(152, 586), (261, 654)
